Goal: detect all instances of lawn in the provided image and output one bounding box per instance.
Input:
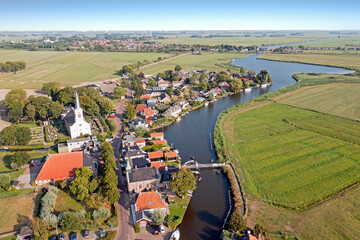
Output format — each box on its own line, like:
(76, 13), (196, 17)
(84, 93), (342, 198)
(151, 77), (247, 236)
(168, 196), (190, 228)
(0, 50), (173, 89)
(222, 103), (360, 209)
(140, 52), (250, 74)
(258, 53), (360, 71)
(247, 186), (360, 240)
(0, 194), (34, 234)
(54, 189), (84, 213)
(278, 83), (360, 121)
(0, 150), (52, 172)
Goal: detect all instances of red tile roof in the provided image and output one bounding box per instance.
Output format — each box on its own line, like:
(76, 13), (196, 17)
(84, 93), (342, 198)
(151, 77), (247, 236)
(150, 132), (164, 138)
(150, 161), (165, 170)
(142, 95), (151, 99)
(143, 108), (154, 119)
(135, 139), (145, 143)
(164, 151), (177, 158)
(148, 151), (163, 159)
(35, 152), (83, 183)
(136, 104), (146, 112)
(136, 191), (166, 211)
(153, 140), (166, 146)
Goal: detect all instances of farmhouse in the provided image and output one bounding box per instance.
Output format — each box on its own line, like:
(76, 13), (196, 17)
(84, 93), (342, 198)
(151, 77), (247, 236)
(35, 152), (84, 185)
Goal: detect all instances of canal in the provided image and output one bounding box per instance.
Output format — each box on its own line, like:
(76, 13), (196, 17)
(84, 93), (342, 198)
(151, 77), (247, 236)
(162, 53), (353, 239)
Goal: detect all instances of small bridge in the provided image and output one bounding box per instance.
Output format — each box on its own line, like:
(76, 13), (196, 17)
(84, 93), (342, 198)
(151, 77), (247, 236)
(184, 160), (225, 170)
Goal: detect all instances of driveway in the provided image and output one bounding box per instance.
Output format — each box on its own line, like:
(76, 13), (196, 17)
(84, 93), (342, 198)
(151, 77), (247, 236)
(15, 165), (42, 189)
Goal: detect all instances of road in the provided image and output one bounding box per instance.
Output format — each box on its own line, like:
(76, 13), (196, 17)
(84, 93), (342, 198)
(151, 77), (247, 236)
(110, 100), (134, 240)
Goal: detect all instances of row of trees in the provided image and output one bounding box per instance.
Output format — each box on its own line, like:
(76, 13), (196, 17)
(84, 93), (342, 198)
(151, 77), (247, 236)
(0, 61), (26, 73)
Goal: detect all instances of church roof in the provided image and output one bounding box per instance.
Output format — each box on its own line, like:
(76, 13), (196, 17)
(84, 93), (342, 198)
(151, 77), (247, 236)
(64, 108), (75, 126)
(75, 92), (81, 110)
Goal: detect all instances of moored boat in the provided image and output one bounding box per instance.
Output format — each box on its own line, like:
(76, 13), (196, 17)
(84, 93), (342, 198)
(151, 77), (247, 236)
(169, 229), (180, 240)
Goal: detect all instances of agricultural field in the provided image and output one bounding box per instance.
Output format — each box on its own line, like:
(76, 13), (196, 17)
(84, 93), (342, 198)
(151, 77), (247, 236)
(0, 194), (34, 234)
(247, 185), (360, 240)
(152, 33), (330, 46)
(139, 52), (250, 74)
(278, 83), (360, 121)
(0, 50), (173, 89)
(258, 53), (360, 71)
(300, 36), (360, 48)
(223, 103), (360, 208)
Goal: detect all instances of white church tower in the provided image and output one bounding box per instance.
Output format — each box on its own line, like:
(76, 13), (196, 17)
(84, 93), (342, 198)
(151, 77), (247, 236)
(64, 92), (92, 139)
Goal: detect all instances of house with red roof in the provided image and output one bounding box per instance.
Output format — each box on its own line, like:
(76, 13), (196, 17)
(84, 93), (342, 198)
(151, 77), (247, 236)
(35, 152), (84, 186)
(150, 161), (165, 171)
(164, 151), (177, 161)
(143, 108), (154, 119)
(132, 191), (167, 227)
(135, 138), (146, 148)
(142, 95), (151, 100)
(153, 140), (166, 147)
(136, 104), (146, 113)
(150, 132), (164, 140)
(219, 82), (231, 91)
(148, 151), (163, 161)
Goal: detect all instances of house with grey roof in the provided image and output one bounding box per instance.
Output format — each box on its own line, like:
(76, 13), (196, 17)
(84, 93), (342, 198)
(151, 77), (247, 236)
(126, 166), (161, 193)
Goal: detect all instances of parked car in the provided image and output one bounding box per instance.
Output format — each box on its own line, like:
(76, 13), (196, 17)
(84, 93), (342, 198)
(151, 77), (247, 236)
(82, 229), (89, 237)
(109, 112), (116, 118)
(69, 232), (76, 240)
(51, 236), (58, 240)
(152, 225), (160, 235)
(99, 228), (106, 238)
(58, 233), (65, 240)
(159, 224), (165, 233)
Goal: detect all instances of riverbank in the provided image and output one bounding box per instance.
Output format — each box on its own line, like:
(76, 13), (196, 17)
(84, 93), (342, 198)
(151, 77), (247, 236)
(213, 73), (360, 239)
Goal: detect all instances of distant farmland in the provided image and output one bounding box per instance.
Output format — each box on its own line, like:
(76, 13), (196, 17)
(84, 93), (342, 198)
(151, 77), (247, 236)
(223, 103), (360, 209)
(0, 50), (173, 89)
(258, 53), (360, 71)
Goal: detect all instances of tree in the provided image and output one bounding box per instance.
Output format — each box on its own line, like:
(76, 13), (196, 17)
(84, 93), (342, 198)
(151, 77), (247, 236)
(170, 168), (197, 197)
(57, 86), (75, 105)
(31, 218), (48, 240)
(0, 174), (11, 189)
(151, 209), (165, 225)
(107, 186), (120, 204)
(84, 193), (104, 210)
(113, 86), (126, 99)
(25, 104), (36, 120)
(92, 207), (110, 222)
(61, 211), (80, 231)
(230, 78), (243, 92)
(148, 78), (156, 87)
(253, 223), (268, 237)
(125, 104), (136, 120)
(165, 87), (173, 97)
(255, 69), (272, 84)
(11, 151), (31, 167)
(3, 89), (27, 122)
(0, 125), (31, 146)
(50, 101), (63, 119)
(69, 168), (92, 201)
(89, 178), (99, 194)
(41, 82), (61, 100)
(98, 97), (114, 115)
(229, 212), (246, 232)
(174, 65), (182, 71)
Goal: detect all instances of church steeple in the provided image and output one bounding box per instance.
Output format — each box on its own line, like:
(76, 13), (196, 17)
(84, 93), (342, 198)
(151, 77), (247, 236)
(75, 91), (81, 110)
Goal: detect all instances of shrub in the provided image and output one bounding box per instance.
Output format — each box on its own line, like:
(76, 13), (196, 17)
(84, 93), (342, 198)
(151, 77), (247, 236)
(93, 207), (110, 222)
(133, 223), (140, 233)
(39, 187), (58, 225)
(61, 211), (80, 231)
(0, 174), (11, 189)
(103, 231), (116, 240)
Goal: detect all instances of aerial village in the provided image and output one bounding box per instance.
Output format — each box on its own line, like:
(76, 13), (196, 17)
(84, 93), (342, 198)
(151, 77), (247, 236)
(0, 63), (272, 240)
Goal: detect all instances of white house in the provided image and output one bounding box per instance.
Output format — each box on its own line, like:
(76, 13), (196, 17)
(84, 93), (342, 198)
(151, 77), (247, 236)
(64, 92), (92, 139)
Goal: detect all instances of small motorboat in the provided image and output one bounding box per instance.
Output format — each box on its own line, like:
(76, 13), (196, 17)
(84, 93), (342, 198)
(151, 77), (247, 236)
(169, 229), (180, 240)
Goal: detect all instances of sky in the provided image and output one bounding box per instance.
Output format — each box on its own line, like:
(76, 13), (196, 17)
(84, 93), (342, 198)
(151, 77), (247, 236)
(1, 0), (360, 31)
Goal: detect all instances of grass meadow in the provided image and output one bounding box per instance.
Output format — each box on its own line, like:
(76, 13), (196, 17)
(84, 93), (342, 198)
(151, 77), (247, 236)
(0, 50), (173, 89)
(0, 194), (34, 234)
(258, 53), (360, 71)
(139, 52), (250, 74)
(225, 103), (360, 208)
(278, 83), (360, 121)
(301, 36), (360, 48)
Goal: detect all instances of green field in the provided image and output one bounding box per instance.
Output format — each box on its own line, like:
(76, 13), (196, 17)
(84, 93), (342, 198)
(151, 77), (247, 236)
(278, 83), (360, 120)
(301, 36), (360, 48)
(0, 50), (173, 89)
(54, 189), (84, 213)
(258, 53), (360, 71)
(223, 103), (360, 208)
(153, 34), (328, 46)
(247, 185), (360, 240)
(140, 52), (250, 74)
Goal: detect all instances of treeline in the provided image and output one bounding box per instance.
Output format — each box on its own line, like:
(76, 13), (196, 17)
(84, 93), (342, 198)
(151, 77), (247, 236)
(0, 60), (26, 73)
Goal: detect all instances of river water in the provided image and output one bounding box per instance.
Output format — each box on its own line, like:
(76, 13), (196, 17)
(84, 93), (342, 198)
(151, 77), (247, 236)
(162, 53), (353, 239)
